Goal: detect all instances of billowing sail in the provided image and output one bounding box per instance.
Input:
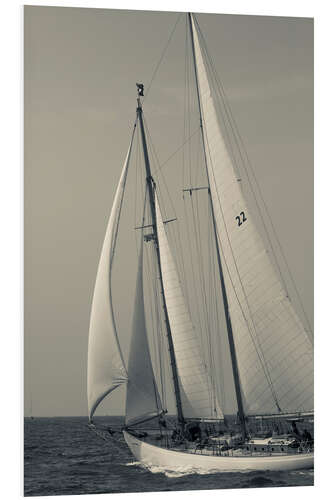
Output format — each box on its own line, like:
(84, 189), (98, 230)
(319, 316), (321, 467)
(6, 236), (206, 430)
(87, 134), (135, 420)
(190, 14), (313, 415)
(125, 237), (163, 426)
(155, 195), (223, 419)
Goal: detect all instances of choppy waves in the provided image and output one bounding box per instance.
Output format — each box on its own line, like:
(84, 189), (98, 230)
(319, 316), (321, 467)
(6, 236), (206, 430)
(24, 417), (314, 496)
(124, 459), (314, 481)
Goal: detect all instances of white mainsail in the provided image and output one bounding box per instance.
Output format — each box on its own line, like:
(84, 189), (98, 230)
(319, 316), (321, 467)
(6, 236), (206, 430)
(155, 195), (223, 419)
(125, 237), (163, 426)
(87, 134), (135, 420)
(190, 14), (313, 415)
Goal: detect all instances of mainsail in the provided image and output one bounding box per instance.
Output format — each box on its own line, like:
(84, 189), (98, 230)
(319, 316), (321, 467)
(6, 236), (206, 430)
(190, 14), (313, 415)
(155, 195), (223, 419)
(87, 132), (135, 420)
(125, 236), (163, 426)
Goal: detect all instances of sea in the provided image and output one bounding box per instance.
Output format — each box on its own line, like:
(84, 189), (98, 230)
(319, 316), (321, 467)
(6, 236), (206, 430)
(24, 417), (314, 497)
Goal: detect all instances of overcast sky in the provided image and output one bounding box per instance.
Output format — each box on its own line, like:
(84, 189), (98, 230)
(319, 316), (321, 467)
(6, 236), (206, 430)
(24, 6), (313, 417)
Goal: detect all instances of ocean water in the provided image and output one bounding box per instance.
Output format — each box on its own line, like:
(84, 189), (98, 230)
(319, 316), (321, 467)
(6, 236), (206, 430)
(24, 417), (314, 496)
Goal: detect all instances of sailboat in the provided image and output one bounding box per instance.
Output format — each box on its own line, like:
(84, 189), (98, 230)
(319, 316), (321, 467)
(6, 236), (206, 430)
(87, 13), (313, 472)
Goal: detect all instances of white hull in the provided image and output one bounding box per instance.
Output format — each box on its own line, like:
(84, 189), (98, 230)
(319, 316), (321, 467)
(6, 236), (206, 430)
(124, 431), (313, 472)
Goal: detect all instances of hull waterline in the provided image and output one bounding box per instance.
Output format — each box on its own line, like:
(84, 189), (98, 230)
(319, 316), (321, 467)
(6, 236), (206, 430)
(123, 431), (313, 472)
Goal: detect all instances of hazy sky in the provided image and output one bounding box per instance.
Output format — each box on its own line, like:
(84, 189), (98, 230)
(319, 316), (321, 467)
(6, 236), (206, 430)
(24, 6), (313, 417)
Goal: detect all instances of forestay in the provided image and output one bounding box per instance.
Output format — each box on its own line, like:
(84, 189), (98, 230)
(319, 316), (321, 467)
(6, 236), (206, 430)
(190, 15), (313, 415)
(155, 195), (223, 419)
(125, 237), (163, 426)
(87, 132), (135, 420)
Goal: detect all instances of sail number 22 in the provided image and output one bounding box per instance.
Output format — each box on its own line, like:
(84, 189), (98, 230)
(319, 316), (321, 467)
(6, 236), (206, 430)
(235, 211), (247, 227)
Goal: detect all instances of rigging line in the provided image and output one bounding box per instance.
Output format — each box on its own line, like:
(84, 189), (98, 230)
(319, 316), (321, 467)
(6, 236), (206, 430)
(194, 21), (245, 185)
(141, 186), (148, 228)
(196, 24), (285, 277)
(186, 30), (192, 189)
(190, 189), (212, 366)
(201, 120), (281, 411)
(194, 23), (243, 183)
(182, 14), (188, 191)
(183, 33), (208, 332)
(141, 121), (174, 230)
(218, 235), (280, 406)
(140, 194), (162, 404)
(209, 200), (226, 411)
(143, 188), (166, 408)
(149, 249), (166, 413)
(182, 16), (193, 287)
(197, 24), (312, 338)
(150, 245), (164, 405)
(189, 144), (211, 357)
(192, 22), (281, 410)
(157, 128), (200, 173)
(183, 24), (216, 404)
(177, 19), (194, 309)
(182, 197), (205, 347)
(278, 374), (313, 407)
(143, 12), (183, 103)
(189, 195), (208, 330)
(130, 224), (162, 416)
(201, 36), (289, 298)
(135, 127), (148, 255)
(134, 127), (140, 257)
(142, 115), (176, 217)
(142, 117), (176, 231)
(202, 195), (221, 415)
(204, 193), (218, 411)
(191, 19), (262, 418)
(187, 193), (216, 414)
(208, 194), (222, 407)
(139, 194), (156, 384)
(142, 116), (191, 306)
(192, 122), (203, 194)
(183, 96), (211, 371)
(190, 16), (247, 427)
(153, 253), (166, 408)
(143, 232), (162, 404)
(113, 117), (137, 264)
(206, 124), (313, 369)
(107, 118), (138, 381)
(154, 196), (191, 317)
(183, 17), (193, 191)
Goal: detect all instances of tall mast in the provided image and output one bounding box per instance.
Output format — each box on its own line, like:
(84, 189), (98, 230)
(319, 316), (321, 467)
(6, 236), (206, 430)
(188, 13), (247, 440)
(136, 87), (185, 429)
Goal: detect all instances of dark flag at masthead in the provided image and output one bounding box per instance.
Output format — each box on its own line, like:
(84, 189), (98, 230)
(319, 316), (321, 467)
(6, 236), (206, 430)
(136, 83), (144, 97)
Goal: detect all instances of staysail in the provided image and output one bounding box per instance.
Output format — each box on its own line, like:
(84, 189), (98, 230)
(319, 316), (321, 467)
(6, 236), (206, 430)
(125, 236), (163, 426)
(87, 130), (135, 420)
(155, 195), (223, 419)
(190, 14), (313, 415)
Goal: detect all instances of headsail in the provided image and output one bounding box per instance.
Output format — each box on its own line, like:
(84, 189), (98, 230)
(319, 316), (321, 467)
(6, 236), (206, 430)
(87, 128), (135, 420)
(155, 195), (223, 419)
(190, 14), (313, 415)
(125, 236), (163, 426)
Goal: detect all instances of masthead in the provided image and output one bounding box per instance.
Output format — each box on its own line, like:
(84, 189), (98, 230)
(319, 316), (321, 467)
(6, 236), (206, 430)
(136, 83), (144, 109)
(136, 83), (144, 97)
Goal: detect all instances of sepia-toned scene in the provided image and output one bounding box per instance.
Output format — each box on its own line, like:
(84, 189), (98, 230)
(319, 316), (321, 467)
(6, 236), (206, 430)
(24, 5), (313, 496)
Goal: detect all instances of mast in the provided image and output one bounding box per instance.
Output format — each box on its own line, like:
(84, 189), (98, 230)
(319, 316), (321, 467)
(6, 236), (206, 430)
(188, 13), (247, 440)
(136, 86), (185, 429)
